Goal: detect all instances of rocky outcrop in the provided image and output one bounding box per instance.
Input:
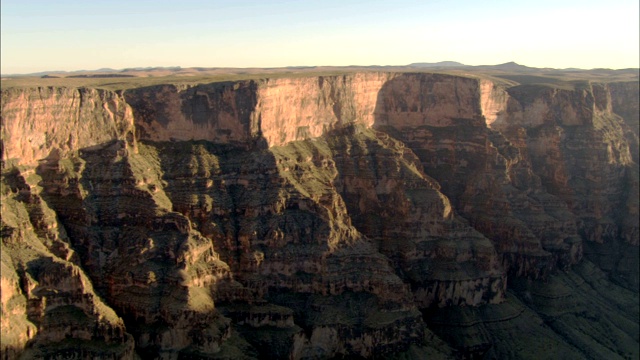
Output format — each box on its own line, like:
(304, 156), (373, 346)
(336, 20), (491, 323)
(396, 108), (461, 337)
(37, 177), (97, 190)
(322, 126), (505, 307)
(1, 166), (135, 359)
(609, 81), (640, 137)
(1, 72), (638, 359)
(31, 140), (240, 359)
(428, 260), (639, 359)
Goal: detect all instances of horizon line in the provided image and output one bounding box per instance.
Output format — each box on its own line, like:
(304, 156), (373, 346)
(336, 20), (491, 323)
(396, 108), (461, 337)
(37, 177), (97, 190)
(3, 62), (640, 77)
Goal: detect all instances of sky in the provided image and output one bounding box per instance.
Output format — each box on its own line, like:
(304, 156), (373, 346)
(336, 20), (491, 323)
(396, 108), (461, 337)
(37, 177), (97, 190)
(1, 0), (638, 74)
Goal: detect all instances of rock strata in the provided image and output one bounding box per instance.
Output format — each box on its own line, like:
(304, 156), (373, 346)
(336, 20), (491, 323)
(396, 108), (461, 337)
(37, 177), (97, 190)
(1, 72), (638, 359)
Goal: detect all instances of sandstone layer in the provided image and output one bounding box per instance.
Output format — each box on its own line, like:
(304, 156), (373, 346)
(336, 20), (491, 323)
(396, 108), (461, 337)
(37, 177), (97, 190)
(1, 72), (638, 359)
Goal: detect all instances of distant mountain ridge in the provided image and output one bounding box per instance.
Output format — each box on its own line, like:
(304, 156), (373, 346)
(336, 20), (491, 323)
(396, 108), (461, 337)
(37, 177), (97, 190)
(4, 62), (639, 77)
(408, 61), (466, 68)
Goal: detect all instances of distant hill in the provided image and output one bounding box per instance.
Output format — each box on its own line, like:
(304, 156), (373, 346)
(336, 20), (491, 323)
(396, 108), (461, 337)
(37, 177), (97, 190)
(475, 62), (534, 71)
(408, 61), (466, 68)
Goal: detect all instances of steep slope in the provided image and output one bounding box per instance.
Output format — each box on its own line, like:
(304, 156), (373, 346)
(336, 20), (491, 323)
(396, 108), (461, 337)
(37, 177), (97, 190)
(1, 165), (135, 359)
(1, 72), (638, 359)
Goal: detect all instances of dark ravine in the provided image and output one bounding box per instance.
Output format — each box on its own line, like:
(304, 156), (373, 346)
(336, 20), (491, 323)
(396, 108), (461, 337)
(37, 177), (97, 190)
(1, 72), (638, 359)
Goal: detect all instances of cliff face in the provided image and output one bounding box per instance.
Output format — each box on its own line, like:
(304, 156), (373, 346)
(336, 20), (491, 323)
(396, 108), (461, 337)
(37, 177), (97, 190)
(1, 72), (638, 359)
(1, 87), (135, 167)
(123, 73), (495, 147)
(491, 82), (639, 289)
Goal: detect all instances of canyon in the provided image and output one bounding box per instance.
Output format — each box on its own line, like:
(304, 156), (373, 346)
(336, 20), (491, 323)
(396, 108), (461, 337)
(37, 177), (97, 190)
(1, 68), (638, 359)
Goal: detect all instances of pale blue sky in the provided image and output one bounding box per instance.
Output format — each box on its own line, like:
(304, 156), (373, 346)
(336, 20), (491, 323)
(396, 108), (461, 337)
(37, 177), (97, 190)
(1, 0), (638, 74)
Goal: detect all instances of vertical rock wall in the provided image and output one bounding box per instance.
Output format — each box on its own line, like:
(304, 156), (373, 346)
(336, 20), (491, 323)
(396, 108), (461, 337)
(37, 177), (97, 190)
(1, 87), (135, 166)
